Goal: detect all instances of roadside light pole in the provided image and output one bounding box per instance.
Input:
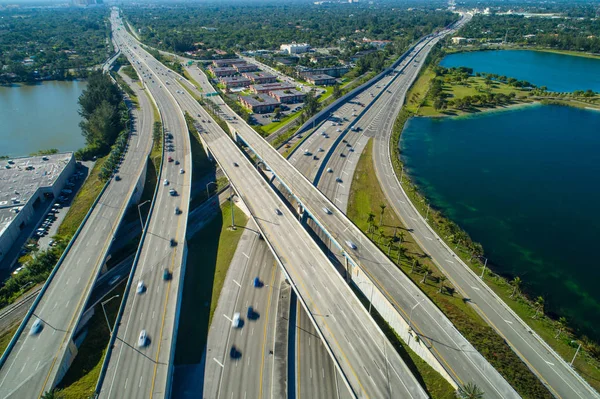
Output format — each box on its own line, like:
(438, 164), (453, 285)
(101, 294), (120, 334)
(137, 200), (151, 231)
(229, 188), (235, 230)
(206, 181), (217, 198)
(480, 256), (488, 279)
(570, 341), (582, 367)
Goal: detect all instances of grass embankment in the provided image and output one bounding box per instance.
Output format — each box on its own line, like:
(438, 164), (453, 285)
(261, 111), (302, 135)
(56, 283), (124, 399)
(0, 324), (19, 354)
(351, 285), (455, 398)
(395, 68), (600, 390)
(348, 140), (553, 399)
(183, 69), (203, 92)
(174, 201), (247, 365)
(111, 70), (139, 108)
(149, 95), (163, 172)
(57, 157), (108, 238)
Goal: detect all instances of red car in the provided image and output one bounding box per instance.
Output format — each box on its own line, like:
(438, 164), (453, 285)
(168, 156), (173, 162)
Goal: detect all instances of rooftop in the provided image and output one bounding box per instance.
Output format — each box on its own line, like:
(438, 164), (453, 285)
(307, 74), (335, 80)
(243, 71), (276, 79)
(0, 153), (73, 235)
(240, 93), (280, 107)
(252, 82), (296, 91)
(270, 89), (305, 97)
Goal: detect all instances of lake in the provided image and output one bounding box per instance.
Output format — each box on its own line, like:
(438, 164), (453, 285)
(400, 104), (600, 339)
(440, 50), (600, 93)
(0, 80), (87, 157)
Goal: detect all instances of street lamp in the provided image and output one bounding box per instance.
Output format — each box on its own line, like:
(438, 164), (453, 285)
(137, 200), (151, 231)
(570, 340), (582, 367)
(357, 280), (375, 315)
(408, 298), (425, 333)
(101, 294), (121, 334)
(478, 256), (488, 279)
(206, 181), (217, 198)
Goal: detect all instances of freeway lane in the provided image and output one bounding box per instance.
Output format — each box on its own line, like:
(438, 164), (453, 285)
(110, 17), (430, 398)
(162, 15), (523, 399)
(99, 12), (192, 399)
(0, 37), (154, 398)
(217, 232), (280, 399)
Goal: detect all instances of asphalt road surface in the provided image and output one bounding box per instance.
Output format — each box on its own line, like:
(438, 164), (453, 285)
(99, 12), (192, 399)
(0, 29), (154, 397)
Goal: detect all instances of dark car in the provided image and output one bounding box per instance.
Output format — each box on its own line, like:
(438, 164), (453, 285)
(163, 268), (172, 281)
(170, 238), (177, 247)
(253, 277), (261, 287)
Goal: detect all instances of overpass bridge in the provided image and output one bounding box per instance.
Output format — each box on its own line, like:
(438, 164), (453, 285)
(153, 14), (521, 399)
(97, 12), (430, 399)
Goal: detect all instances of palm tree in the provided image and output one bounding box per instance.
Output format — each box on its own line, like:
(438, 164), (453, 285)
(533, 296), (545, 319)
(510, 276), (522, 298)
(398, 231), (405, 244)
(421, 266), (431, 284)
(439, 275), (447, 293)
(456, 382), (484, 399)
(410, 259), (418, 274)
(387, 236), (395, 255)
(556, 316), (568, 339)
(367, 213), (375, 234)
(379, 204), (387, 226)
(378, 228), (385, 244)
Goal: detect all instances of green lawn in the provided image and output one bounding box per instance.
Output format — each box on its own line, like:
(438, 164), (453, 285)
(261, 111), (302, 135)
(318, 86), (334, 103)
(174, 201), (247, 365)
(183, 70), (203, 92)
(0, 324), (19, 354)
(57, 156), (108, 239)
(347, 139), (554, 399)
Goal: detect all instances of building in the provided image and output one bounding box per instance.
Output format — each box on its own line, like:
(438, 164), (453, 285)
(210, 66), (237, 77)
(268, 89), (306, 104)
(239, 94), (281, 114)
(0, 153), (75, 264)
(250, 82), (296, 94)
(305, 74), (336, 85)
(212, 58), (242, 67)
(451, 36), (467, 44)
(242, 71), (277, 84)
(232, 62), (259, 73)
(220, 76), (252, 90)
(280, 43), (310, 55)
(298, 66), (350, 78)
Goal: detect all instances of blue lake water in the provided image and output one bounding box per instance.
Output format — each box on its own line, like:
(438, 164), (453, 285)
(440, 50), (600, 93)
(0, 80), (87, 157)
(400, 105), (600, 339)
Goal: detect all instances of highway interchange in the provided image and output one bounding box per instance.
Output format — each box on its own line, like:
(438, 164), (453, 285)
(1, 5), (597, 399)
(104, 10), (430, 399)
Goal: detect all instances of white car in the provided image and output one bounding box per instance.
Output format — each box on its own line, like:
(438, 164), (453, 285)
(179, 168), (184, 174)
(163, 179), (169, 186)
(232, 312), (241, 328)
(323, 207), (332, 215)
(138, 330), (148, 347)
(136, 281), (145, 294)
(345, 240), (357, 250)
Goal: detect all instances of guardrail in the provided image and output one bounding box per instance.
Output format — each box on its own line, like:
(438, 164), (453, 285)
(94, 78), (165, 395)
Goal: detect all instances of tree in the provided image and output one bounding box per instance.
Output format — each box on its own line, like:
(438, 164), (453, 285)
(510, 276), (521, 298)
(41, 390), (63, 399)
(379, 204), (386, 226)
(456, 382), (484, 399)
(387, 236), (395, 255)
(556, 316), (568, 338)
(367, 213), (376, 234)
(333, 83), (342, 99)
(439, 275), (447, 293)
(303, 91), (319, 118)
(421, 265), (431, 283)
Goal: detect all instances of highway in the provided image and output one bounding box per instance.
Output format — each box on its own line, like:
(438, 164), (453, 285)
(99, 11), (192, 399)
(216, 229), (280, 399)
(161, 14), (526, 399)
(0, 35), (154, 397)
(105, 12), (430, 398)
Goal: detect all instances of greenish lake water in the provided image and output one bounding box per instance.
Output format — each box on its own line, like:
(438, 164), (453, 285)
(0, 80), (87, 157)
(440, 50), (600, 93)
(400, 104), (600, 339)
